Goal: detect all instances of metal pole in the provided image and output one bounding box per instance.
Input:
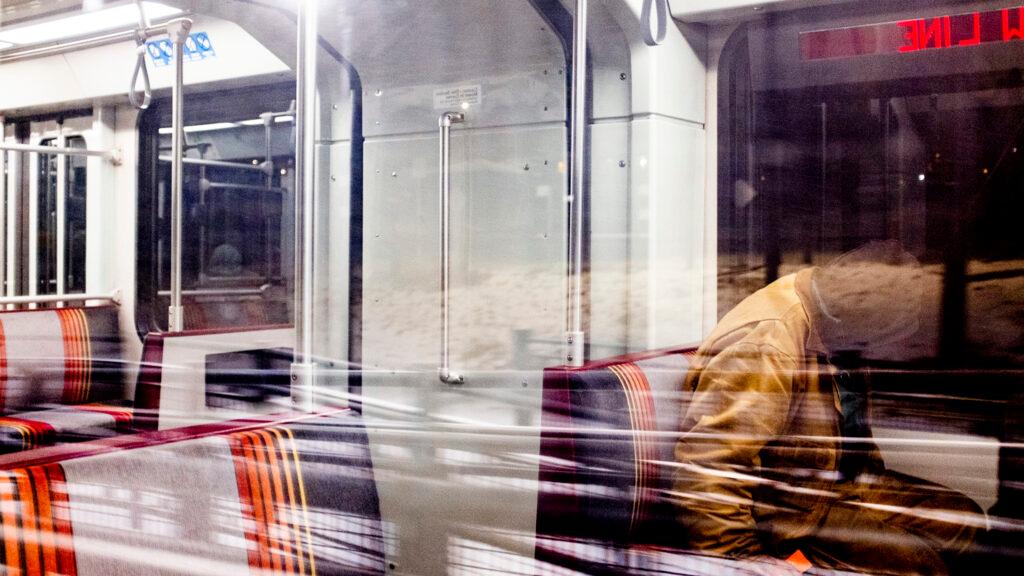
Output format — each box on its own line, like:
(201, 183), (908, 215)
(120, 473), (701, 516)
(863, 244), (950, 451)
(0, 125), (6, 299)
(292, 0), (318, 410)
(167, 19), (192, 332)
(55, 132), (67, 300)
(158, 156), (267, 173)
(5, 146), (16, 304)
(438, 111), (465, 385)
(262, 112), (274, 283)
(0, 142), (120, 163)
(0, 291), (120, 306)
(565, 0), (588, 367)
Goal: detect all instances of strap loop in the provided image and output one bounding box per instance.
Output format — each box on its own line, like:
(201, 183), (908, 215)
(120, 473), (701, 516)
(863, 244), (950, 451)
(128, 34), (152, 111)
(641, 0), (670, 47)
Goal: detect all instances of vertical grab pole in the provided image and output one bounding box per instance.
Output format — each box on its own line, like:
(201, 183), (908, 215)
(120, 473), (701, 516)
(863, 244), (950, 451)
(438, 111), (465, 385)
(56, 131), (67, 299)
(4, 145), (16, 304)
(0, 122), (6, 300)
(565, 0), (588, 367)
(292, 0), (318, 410)
(167, 19), (192, 332)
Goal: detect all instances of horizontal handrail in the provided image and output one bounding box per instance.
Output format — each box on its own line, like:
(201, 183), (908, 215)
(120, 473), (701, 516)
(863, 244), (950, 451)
(158, 284), (272, 298)
(0, 142), (121, 165)
(159, 156), (270, 174)
(0, 291), (121, 306)
(199, 180), (285, 194)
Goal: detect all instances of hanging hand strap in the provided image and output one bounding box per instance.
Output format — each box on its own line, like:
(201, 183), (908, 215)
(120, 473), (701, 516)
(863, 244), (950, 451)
(128, 33), (152, 111)
(641, 0), (670, 47)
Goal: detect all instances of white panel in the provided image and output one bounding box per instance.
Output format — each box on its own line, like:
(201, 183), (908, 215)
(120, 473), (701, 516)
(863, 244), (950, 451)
(157, 328), (293, 429)
(361, 123), (565, 574)
(628, 117), (707, 349)
(314, 141), (351, 368)
(362, 126), (567, 372)
(113, 107), (143, 398)
(604, 0), (708, 123)
(0, 16), (289, 113)
(589, 121), (631, 355)
(86, 106), (117, 295)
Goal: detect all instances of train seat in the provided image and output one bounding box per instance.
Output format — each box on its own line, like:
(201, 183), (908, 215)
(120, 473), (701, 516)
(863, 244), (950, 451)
(133, 325), (295, 431)
(0, 409), (386, 575)
(535, 346), (697, 570)
(0, 306), (128, 453)
(181, 298), (290, 331)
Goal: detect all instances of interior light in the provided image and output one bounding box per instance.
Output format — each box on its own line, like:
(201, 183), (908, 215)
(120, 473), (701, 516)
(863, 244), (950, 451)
(918, 174), (926, 182)
(0, 41), (12, 50)
(274, 116), (294, 124)
(0, 2), (181, 46)
(158, 122), (239, 135)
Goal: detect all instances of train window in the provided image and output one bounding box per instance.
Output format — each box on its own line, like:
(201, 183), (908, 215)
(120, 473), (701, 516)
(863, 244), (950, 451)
(718, 9), (1024, 366)
(36, 136), (87, 295)
(714, 4), (1024, 571)
(137, 84), (295, 332)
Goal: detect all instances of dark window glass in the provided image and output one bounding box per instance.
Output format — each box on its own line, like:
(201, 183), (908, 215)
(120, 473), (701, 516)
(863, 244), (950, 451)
(141, 84), (295, 332)
(719, 17), (1024, 366)
(36, 135), (87, 295)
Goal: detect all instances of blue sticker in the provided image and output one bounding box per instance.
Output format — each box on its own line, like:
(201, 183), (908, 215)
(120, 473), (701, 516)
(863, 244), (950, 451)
(146, 32), (216, 67)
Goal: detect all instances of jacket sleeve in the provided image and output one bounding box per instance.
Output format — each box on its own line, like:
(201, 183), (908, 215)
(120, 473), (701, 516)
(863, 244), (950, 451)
(673, 341), (797, 557)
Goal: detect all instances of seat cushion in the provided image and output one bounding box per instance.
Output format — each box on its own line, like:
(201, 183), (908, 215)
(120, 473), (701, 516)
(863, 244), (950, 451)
(0, 410), (385, 576)
(537, 348), (694, 549)
(0, 307), (123, 413)
(0, 404), (132, 454)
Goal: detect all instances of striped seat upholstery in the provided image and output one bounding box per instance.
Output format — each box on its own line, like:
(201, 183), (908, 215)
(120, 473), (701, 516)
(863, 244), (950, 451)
(536, 347), (696, 569)
(0, 405), (133, 454)
(0, 410), (385, 576)
(0, 307), (127, 452)
(0, 307), (122, 412)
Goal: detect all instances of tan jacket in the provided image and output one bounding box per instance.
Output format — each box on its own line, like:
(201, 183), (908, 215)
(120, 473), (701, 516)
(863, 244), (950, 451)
(674, 269), (880, 557)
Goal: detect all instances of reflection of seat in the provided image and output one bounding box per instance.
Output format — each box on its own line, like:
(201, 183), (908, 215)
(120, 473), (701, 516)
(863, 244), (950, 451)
(0, 306), (129, 453)
(133, 325), (294, 431)
(0, 410), (386, 575)
(182, 299), (287, 330)
(536, 346), (696, 570)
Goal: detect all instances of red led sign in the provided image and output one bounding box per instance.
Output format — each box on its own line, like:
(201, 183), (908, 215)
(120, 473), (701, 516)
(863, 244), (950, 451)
(800, 6), (1024, 60)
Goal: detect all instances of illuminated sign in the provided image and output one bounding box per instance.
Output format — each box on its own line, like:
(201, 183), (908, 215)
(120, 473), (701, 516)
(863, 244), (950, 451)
(146, 32), (216, 67)
(800, 6), (1024, 60)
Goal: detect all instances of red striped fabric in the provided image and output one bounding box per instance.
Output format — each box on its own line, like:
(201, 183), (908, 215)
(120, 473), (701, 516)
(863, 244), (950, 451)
(0, 464), (76, 576)
(0, 417), (56, 453)
(56, 309), (93, 405)
(608, 363), (659, 532)
(229, 427), (316, 575)
(71, 404), (133, 431)
(0, 321), (6, 415)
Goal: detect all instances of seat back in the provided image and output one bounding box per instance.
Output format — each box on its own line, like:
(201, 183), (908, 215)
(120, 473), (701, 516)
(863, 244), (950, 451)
(0, 410), (386, 576)
(134, 325), (294, 431)
(0, 306), (123, 413)
(536, 346), (696, 558)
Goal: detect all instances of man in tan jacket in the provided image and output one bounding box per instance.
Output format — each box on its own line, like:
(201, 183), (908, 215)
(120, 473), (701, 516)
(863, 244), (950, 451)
(674, 242), (982, 575)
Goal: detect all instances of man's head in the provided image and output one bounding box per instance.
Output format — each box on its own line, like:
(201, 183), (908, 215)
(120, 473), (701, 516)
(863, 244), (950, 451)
(810, 240), (925, 355)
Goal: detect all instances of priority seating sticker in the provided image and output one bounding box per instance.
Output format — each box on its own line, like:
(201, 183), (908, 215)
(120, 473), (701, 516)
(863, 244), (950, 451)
(147, 32), (216, 67)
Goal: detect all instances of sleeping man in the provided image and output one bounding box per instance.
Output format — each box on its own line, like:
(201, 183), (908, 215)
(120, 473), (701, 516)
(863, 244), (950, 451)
(673, 241), (983, 575)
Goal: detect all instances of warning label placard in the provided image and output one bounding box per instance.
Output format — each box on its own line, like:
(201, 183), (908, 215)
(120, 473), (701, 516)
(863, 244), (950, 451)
(433, 85), (482, 110)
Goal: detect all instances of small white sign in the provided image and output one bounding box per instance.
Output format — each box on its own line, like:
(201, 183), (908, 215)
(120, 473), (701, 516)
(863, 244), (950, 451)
(433, 85), (482, 110)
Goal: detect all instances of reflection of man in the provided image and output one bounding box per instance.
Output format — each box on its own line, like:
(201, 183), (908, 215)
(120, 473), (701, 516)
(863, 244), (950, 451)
(209, 243), (244, 277)
(674, 241), (982, 575)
